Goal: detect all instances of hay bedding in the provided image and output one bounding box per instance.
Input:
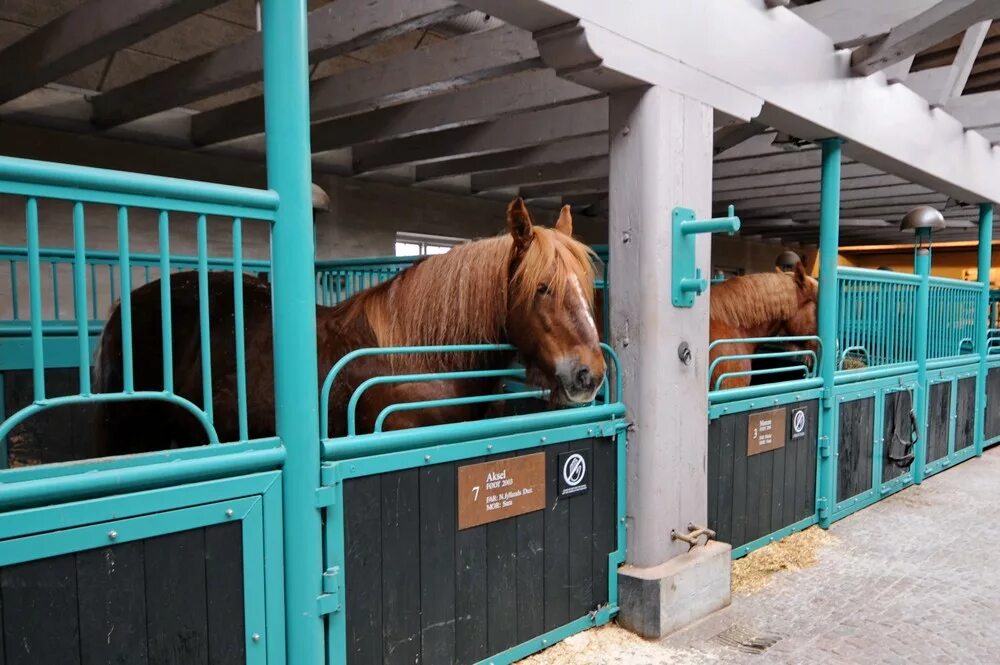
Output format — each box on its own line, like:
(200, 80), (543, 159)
(517, 624), (690, 665)
(730, 526), (834, 595)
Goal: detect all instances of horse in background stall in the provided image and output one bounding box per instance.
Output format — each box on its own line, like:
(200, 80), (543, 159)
(709, 262), (818, 391)
(90, 198), (606, 456)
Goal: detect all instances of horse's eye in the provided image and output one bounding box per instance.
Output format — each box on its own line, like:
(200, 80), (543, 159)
(537, 283), (550, 295)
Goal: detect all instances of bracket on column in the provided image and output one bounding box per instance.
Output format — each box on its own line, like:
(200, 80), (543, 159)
(671, 205), (741, 307)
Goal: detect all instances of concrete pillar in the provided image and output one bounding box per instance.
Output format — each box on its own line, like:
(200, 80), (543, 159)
(609, 85), (730, 638)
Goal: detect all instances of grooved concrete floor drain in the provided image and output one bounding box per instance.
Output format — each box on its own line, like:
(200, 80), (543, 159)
(710, 625), (781, 655)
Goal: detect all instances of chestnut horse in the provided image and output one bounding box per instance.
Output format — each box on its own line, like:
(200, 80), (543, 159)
(709, 262), (818, 390)
(91, 198), (605, 456)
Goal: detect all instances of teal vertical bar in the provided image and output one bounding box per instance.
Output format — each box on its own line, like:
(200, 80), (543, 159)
(50, 262), (60, 320)
(0, 374), (7, 469)
(232, 218), (249, 441)
(25, 198), (45, 402)
(817, 138), (841, 529)
(912, 230), (932, 484)
(261, 0), (324, 660)
(158, 211), (174, 394)
(117, 207), (134, 393)
(975, 203), (993, 456)
(8, 260), (18, 320)
(196, 214), (213, 425)
(72, 203), (90, 394)
(89, 263), (98, 320)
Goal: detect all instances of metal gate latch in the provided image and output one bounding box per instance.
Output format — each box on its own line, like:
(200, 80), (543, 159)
(671, 522), (716, 550)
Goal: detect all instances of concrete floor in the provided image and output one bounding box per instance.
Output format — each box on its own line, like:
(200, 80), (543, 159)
(522, 446), (1000, 664)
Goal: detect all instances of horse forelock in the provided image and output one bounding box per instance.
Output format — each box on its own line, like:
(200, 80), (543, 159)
(710, 272), (802, 330)
(347, 226), (596, 370)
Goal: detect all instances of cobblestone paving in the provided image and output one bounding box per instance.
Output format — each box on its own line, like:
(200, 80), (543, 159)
(523, 447), (1000, 664)
(663, 447), (1000, 664)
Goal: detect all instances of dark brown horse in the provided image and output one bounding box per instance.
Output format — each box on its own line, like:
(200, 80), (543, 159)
(709, 262), (818, 390)
(91, 198), (606, 456)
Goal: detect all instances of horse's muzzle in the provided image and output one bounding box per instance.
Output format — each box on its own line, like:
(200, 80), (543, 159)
(556, 358), (605, 403)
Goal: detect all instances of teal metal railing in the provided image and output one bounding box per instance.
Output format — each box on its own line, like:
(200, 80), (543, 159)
(927, 276), (982, 360)
(314, 255), (415, 305)
(1, 245), (270, 336)
(707, 335), (821, 394)
(836, 267), (920, 368)
(0, 155), (278, 449)
(320, 342), (623, 458)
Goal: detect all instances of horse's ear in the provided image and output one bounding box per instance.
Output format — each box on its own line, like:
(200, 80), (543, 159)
(507, 196), (534, 250)
(793, 261), (809, 288)
(554, 205), (573, 236)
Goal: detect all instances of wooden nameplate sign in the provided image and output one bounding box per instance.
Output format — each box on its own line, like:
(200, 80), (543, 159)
(457, 452), (546, 529)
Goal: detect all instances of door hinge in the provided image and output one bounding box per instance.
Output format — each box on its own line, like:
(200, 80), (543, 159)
(816, 497), (829, 519)
(315, 486), (337, 508)
(317, 566), (341, 615)
(818, 435), (831, 459)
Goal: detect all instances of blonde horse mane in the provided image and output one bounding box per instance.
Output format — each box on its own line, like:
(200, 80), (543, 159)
(336, 218), (597, 370)
(710, 271), (810, 330)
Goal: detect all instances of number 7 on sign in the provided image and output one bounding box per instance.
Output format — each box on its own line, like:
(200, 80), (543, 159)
(472, 486), (480, 501)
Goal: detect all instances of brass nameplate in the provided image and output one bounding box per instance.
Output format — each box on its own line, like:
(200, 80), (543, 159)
(747, 407), (786, 456)
(457, 452), (546, 529)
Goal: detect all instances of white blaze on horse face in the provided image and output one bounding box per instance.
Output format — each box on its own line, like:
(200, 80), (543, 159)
(570, 274), (599, 344)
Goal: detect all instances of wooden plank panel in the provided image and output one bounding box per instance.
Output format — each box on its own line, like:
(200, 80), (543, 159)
(956, 377), (976, 450)
(987, 368), (1000, 439)
(882, 391), (912, 483)
(344, 476), (383, 665)
(590, 438), (615, 610)
(543, 443), (570, 631)
(837, 397), (874, 502)
(77, 542), (149, 665)
(420, 463), (457, 663)
(381, 470), (421, 665)
(145, 529), (209, 665)
(714, 414), (736, 544)
(707, 419), (721, 539)
(783, 412), (800, 527)
(801, 400), (818, 520)
(769, 426), (787, 535)
(926, 382), (951, 464)
(455, 457), (488, 665)
(0, 579), (5, 665)
(516, 503), (545, 643)
(205, 522), (246, 665)
(744, 417), (763, 543)
(486, 479), (519, 655)
(567, 440), (594, 619)
(2, 555), (81, 665)
(752, 442), (774, 543)
(730, 413), (750, 547)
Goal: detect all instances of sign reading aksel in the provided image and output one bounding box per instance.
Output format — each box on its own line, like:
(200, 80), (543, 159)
(457, 452), (546, 529)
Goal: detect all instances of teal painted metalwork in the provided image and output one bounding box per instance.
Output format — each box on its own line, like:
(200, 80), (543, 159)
(373, 388), (548, 432)
(836, 267), (919, 367)
(912, 230), (932, 485)
(0, 374), (6, 470)
(260, 0), (323, 660)
(709, 377), (824, 407)
(72, 203), (90, 394)
(196, 214), (214, 426)
(817, 137), (841, 529)
(708, 386), (825, 421)
(0, 155), (278, 219)
(26, 198), (44, 401)
(232, 218), (249, 441)
(117, 206), (134, 393)
(158, 211), (174, 393)
(708, 334), (821, 391)
(975, 203), (993, 456)
(672, 205), (741, 307)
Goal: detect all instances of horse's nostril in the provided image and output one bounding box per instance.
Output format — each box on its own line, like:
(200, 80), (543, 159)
(575, 366), (593, 389)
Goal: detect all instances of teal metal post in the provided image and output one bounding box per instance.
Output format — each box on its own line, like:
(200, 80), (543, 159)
(817, 138), (841, 529)
(261, 0), (323, 661)
(975, 203), (993, 456)
(912, 229), (932, 484)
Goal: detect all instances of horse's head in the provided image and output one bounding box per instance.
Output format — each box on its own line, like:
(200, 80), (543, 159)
(778, 262), (819, 364)
(504, 197), (606, 404)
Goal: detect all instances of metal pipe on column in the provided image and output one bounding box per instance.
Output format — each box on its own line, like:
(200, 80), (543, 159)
(816, 138), (841, 529)
(975, 203), (993, 456)
(260, 0), (324, 661)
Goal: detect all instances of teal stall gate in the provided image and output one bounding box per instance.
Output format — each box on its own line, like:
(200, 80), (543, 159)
(0, 154), (626, 664)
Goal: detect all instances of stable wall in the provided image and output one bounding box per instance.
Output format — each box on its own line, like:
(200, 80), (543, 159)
(840, 243), (1000, 287)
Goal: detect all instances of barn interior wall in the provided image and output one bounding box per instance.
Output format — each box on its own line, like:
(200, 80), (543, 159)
(712, 235), (812, 275)
(840, 244), (1000, 287)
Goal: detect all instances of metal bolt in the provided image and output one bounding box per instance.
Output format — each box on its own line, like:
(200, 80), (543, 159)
(225, 509), (234, 518)
(108, 530), (118, 541)
(252, 633), (261, 643)
(540, 436), (547, 443)
(487, 444), (493, 450)
(621, 126), (630, 136)
(424, 455), (431, 462)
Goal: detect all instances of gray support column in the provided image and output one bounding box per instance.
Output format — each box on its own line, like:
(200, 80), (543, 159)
(610, 85), (730, 638)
